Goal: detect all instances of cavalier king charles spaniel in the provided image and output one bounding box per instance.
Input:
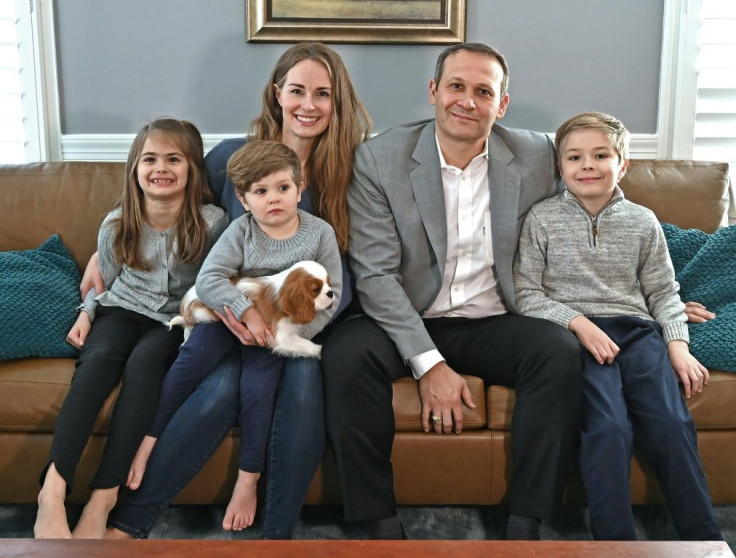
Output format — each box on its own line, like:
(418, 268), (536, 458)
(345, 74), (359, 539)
(170, 260), (334, 358)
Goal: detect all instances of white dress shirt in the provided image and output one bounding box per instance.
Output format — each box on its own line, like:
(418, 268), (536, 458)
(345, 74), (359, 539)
(408, 137), (507, 379)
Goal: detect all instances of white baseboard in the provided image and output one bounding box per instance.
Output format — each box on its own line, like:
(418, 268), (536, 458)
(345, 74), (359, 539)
(60, 134), (661, 162)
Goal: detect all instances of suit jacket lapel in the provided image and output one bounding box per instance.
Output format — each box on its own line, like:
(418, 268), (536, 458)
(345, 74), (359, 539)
(488, 130), (521, 300)
(410, 122), (447, 272)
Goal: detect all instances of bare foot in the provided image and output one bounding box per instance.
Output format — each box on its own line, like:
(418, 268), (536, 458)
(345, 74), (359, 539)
(128, 435), (157, 490)
(222, 470), (259, 531)
(34, 463), (72, 539)
(105, 527), (135, 540)
(72, 486), (119, 539)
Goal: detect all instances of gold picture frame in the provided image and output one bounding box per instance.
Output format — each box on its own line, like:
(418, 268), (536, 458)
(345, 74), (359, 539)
(247, 0), (466, 44)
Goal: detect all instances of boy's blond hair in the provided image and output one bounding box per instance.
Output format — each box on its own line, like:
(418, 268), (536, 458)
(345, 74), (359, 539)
(226, 140), (303, 196)
(555, 112), (630, 168)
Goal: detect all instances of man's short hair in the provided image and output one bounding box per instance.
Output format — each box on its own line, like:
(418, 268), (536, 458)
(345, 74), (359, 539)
(434, 42), (510, 98)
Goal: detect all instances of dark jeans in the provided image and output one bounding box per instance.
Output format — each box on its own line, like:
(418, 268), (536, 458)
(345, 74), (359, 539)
(580, 316), (722, 541)
(149, 322), (284, 472)
(322, 312), (585, 522)
(46, 305), (182, 491)
(108, 350), (325, 539)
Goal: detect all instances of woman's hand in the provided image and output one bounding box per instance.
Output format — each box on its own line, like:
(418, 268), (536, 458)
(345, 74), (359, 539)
(668, 339), (709, 398)
(240, 306), (273, 347)
(66, 312), (92, 349)
(81, 251), (104, 298)
(568, 315), (620, 365)
(684, 302), (715, 324)
(215, 307), (274, 347)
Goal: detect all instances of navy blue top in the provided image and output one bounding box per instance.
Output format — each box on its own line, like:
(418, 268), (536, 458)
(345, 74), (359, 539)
(205, 137), (354, 319)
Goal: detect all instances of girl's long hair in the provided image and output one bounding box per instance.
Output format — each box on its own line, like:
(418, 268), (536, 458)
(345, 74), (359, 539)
(114, 118), (213, 269)
(250, 42), (371, 254)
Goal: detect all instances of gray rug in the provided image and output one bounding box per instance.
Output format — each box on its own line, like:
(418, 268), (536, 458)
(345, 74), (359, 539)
(2, 503), (735, 550)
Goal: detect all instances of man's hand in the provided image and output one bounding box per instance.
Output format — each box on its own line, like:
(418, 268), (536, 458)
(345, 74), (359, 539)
(418, 361), (476, 434)
(80, 251), (104, 299)
(215, 307), (274, 347)
(684, 301), (715, 324)
(668, 339), (709, 399)
(569, 315), (619, 365)
(66, 312), (91, 349)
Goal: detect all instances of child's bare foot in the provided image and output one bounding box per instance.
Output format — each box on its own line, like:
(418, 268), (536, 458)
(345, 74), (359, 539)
(222, 470), (259, 531)
(34, 463), (71, 539)
(72, 487), (119, 539)
(105, 527), (135, 540)
(128, 435), (157, 490)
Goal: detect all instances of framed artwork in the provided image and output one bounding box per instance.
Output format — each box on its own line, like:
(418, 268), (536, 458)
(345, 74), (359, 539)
(247, 0), (466, 44)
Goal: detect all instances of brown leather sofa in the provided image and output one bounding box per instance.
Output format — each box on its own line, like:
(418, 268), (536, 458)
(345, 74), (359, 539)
(0, 159), (734, 508)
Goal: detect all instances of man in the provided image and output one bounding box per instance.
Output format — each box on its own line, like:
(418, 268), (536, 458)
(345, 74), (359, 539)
(322, 42), (584, 540)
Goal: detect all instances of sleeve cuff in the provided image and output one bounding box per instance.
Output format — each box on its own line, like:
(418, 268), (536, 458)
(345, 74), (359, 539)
(228, 295), (253, 322)
(408, 350), (444, 380)
(663, 321), (689, 344)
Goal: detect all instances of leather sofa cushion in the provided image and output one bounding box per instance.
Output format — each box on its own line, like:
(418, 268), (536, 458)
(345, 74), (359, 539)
(374, 376), (486, 432)
(486, 370), (736, 431)
(619, 160), (731, 233)
(0, 359), (116, 433)
(0, 162), (124, 268)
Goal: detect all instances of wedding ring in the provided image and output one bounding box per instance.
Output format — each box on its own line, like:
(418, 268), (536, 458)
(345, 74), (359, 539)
(431, 415), (442, 423)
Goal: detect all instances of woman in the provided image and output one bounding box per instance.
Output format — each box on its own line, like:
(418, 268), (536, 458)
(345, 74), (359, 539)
(99, 42), (371, 539)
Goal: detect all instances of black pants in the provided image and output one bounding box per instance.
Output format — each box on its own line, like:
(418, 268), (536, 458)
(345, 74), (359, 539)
(46, 306), (183, 491)
(322, 312), (585, 522)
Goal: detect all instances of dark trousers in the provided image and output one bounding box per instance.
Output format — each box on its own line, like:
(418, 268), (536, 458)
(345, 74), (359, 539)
(150, 321), (284, 473)
(580, 316), (722, 541)
(47, 306), (182, 491)
(322, 312), (585, 522)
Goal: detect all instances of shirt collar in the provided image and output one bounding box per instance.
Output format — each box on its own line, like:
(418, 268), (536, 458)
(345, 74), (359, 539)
(435, 134), (489, 171)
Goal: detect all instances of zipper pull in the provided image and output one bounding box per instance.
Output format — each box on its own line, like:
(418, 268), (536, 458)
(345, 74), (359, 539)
(591, 217), (598, 246)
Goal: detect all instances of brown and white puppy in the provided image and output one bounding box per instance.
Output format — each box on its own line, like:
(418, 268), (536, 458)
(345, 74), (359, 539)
(169, 260), (334, 358)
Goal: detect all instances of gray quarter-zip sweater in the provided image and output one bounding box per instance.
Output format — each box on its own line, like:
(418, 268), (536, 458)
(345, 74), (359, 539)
(513, 187), (688, 343)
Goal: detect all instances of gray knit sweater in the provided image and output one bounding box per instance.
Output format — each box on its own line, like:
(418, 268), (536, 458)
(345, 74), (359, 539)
(195, 209), (342, 341)
(82, 204), (228, 323)
(513, 187), (689, 343)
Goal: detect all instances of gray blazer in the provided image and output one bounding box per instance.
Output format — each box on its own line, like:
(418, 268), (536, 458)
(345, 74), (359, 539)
(347, 119), (560, 361)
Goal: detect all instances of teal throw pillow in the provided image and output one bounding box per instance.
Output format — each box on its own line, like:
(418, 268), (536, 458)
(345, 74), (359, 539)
(0, 235), (81, 359)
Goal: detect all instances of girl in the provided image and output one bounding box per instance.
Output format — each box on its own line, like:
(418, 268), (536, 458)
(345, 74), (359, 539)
(101, 42), (371, 539)
(34, 119), (228, 539)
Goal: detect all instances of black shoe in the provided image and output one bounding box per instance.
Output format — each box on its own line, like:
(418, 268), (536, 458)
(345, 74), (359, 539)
(369, 515), (407, 540)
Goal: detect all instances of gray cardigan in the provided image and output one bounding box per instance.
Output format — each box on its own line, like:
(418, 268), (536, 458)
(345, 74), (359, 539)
(82, 204), (228, 323)
(513, 187), (689, 343)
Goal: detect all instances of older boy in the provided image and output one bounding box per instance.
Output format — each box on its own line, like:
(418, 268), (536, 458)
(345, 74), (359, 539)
(513, 112), (721, 541)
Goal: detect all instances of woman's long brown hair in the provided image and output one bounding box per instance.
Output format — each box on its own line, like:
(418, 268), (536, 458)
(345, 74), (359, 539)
(249, 42), (372, 254)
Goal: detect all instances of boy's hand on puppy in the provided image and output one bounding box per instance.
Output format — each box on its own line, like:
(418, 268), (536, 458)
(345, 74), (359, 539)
(66, 312), (92, 349)
(668, 339), (709, 399)
(568, 315), (619, 365)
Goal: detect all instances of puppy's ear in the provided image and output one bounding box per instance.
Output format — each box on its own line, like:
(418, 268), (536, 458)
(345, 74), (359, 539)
(280, 273), (319, 325)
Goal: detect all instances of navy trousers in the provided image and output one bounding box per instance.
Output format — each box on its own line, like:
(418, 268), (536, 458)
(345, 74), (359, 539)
(580, 316), (721, 541)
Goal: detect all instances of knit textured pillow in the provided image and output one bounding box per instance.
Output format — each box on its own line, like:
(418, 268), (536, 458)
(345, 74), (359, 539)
(0, 234), (81, 359)
(662, 223), (736, 373)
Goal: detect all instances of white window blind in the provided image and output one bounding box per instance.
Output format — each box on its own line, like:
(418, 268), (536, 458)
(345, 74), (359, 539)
(693, 0), (736, 207)
(0, 0), (26, 163)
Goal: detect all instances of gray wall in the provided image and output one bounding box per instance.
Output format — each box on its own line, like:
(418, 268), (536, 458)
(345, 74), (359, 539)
(55, 0), (664, 136)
